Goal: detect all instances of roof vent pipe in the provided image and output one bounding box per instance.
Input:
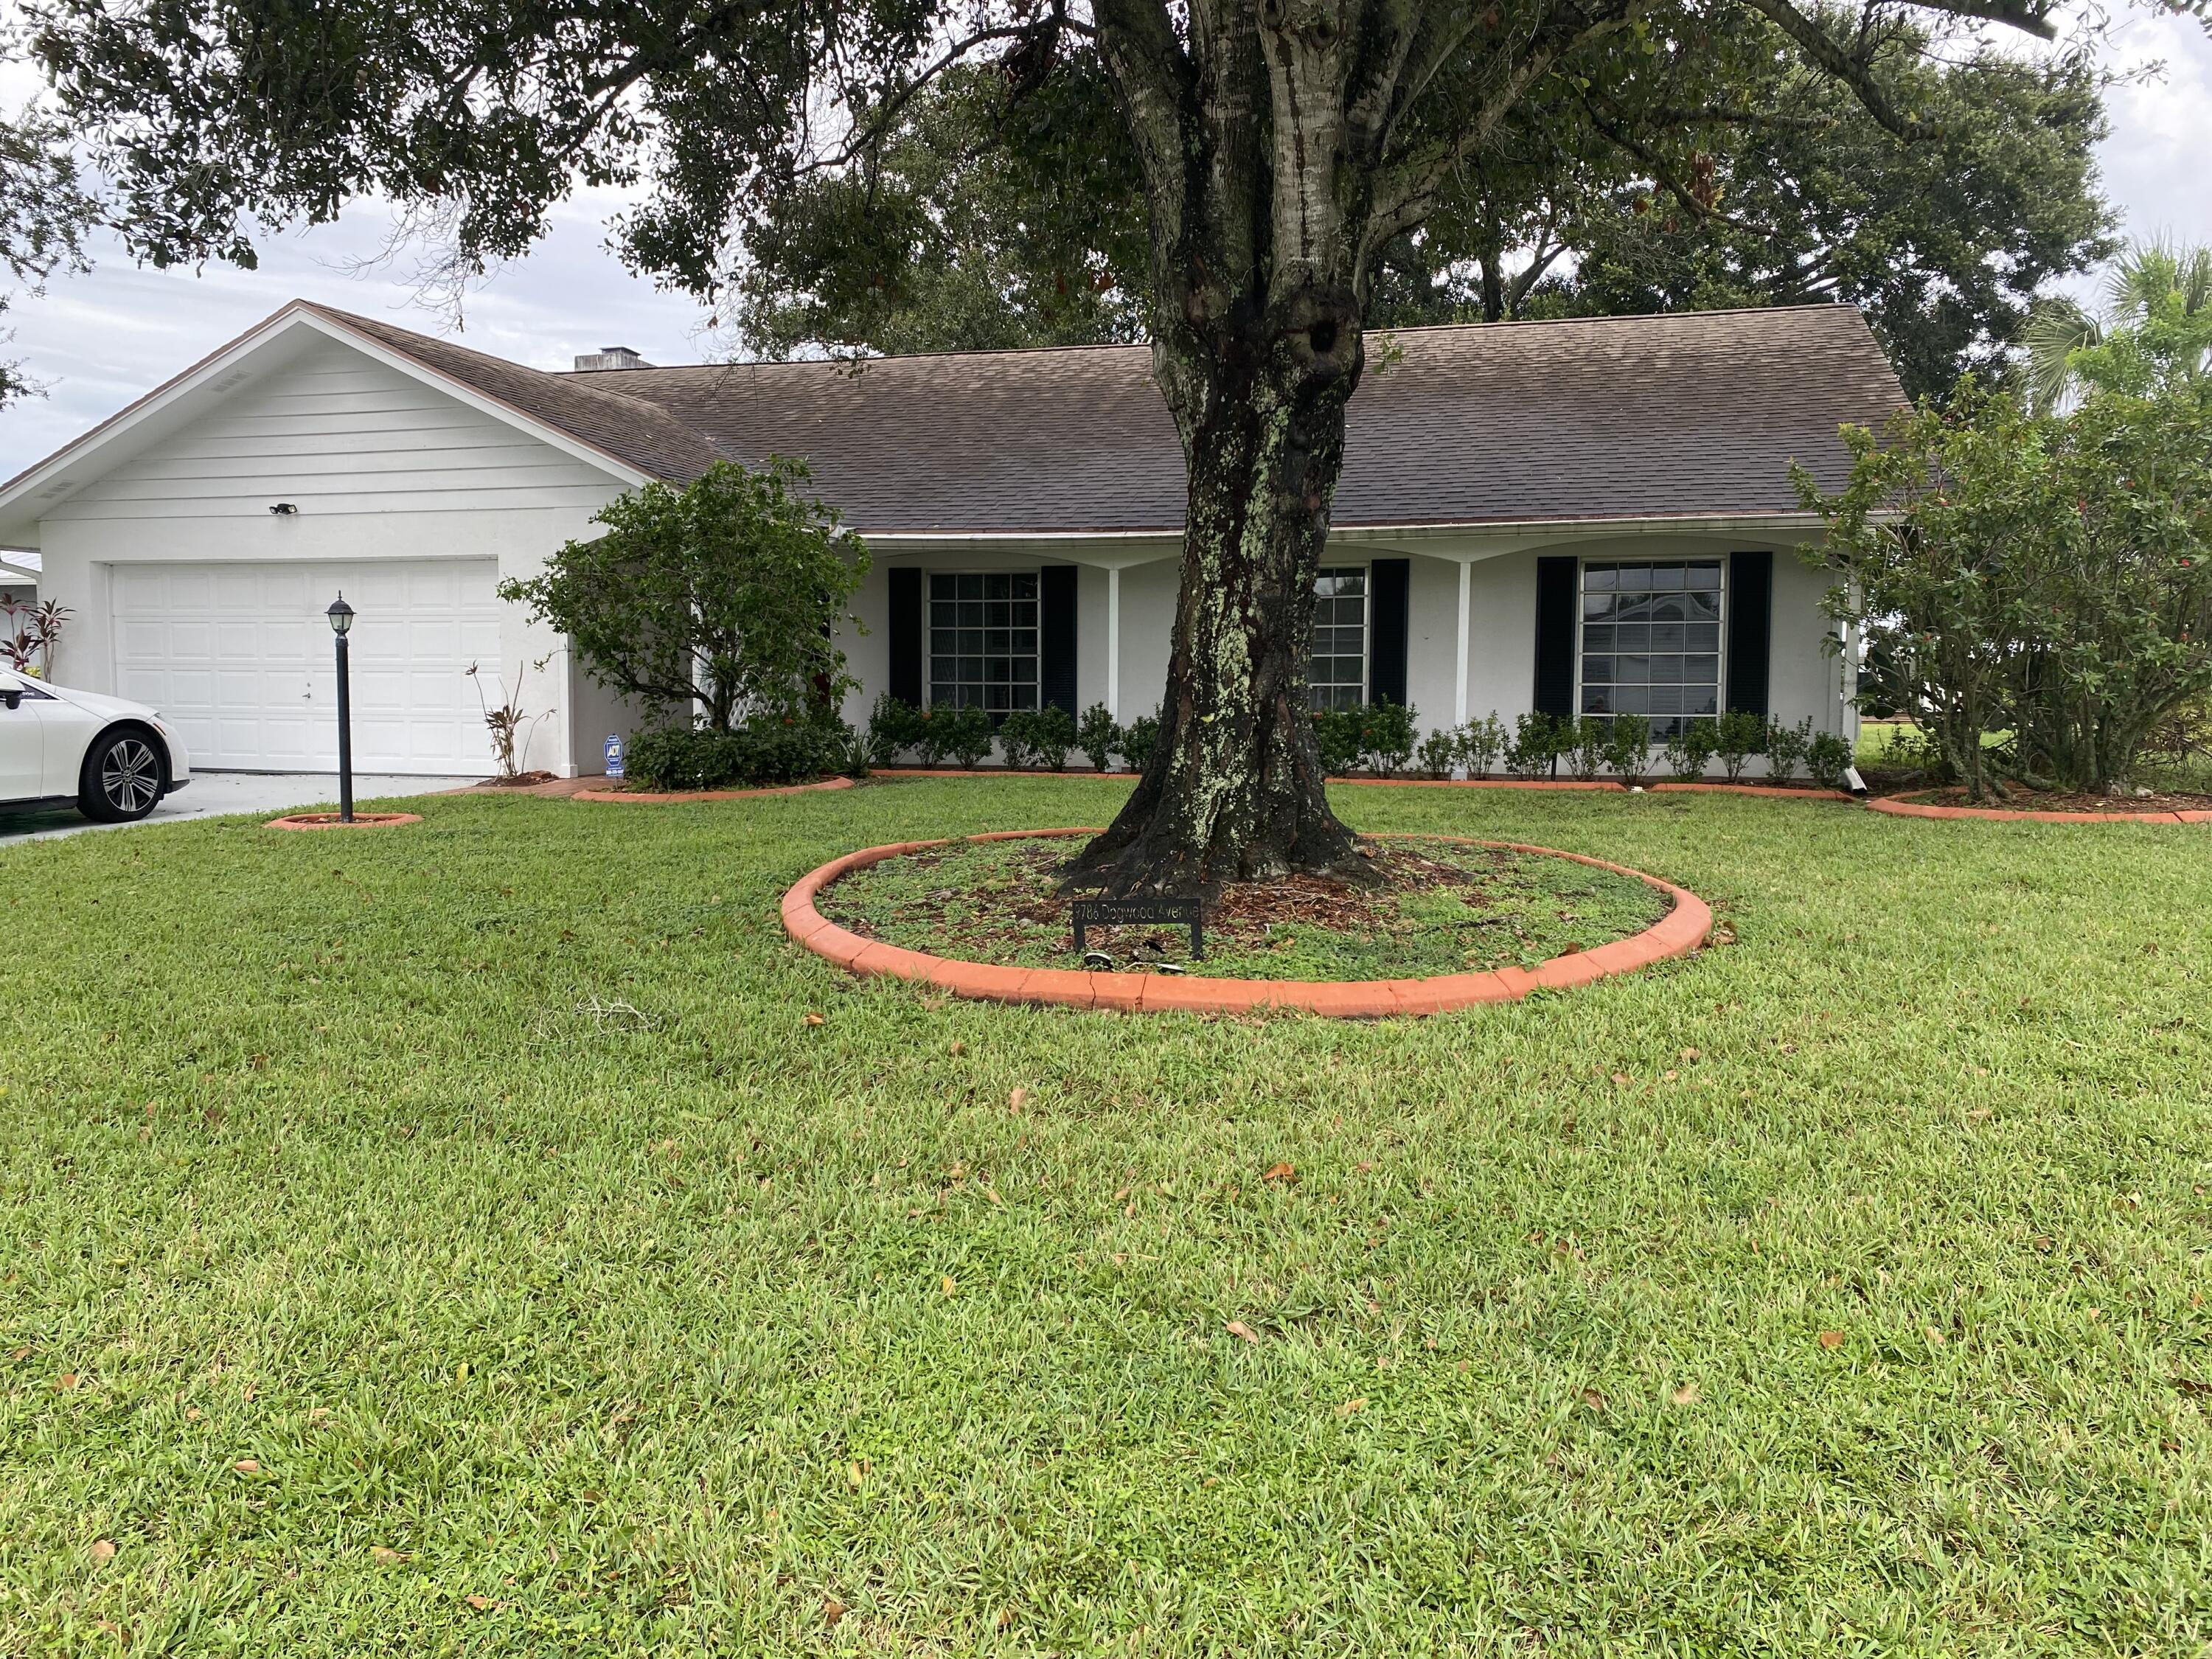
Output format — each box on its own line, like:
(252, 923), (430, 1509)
(573, 347), (650, 372)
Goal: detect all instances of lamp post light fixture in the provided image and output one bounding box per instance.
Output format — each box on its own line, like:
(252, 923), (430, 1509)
(326, 594), (355, 823)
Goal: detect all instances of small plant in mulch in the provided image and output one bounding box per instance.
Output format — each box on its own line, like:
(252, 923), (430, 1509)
(818, 837), (1672, 983)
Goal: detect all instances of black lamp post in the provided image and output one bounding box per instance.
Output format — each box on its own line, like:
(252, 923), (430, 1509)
(326, 594), (355, 823)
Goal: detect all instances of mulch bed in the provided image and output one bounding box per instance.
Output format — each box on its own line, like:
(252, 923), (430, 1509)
(478, 770), (559, 788)
(818, 835), (1672, 983)
(1902, 786), (2212, 813)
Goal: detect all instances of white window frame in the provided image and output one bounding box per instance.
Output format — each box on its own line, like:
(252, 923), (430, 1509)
(925, 569), (1043, 716)
(1573, 557), (1729, 737)
(1310, 563), (1370, 711)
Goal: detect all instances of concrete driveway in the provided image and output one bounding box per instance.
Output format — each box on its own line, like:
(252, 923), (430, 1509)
(0, 772), (464, 844)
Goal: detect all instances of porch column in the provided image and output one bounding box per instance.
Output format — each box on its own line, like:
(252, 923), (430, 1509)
(1453, 558), (1472, 727)
(1106, 566), (1121, 721)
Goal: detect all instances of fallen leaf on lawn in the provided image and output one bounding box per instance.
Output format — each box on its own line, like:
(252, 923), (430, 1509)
(56, 1373), (78, 1390)
(823, 1598), (846, 1627)
(1817, 1331), (1845, 1350)
(370, 1546), (408, 1564)
(997, 1607), (1015, 1630)
(232, 1458), (260, 1473)
(941, 1275), (956, 1296)
(1225, 1321), (1259, 1345)
(308, 1407), (330, 1422)
(947, 1040), (966, 1056)
(184, 1407), (203, 1422)
(1610, 1072), (1631, 1087)
(1678, 1047), (1701, 1061)
(1924, 1326), (1947, 1345)
(1580, 1387), (1607, 1410)
(802, 1012), (824, 1027)
(90, 1539), (116, 1563)
(464, 1594), (502, 1611)
(1335, 1398), (1366, 1416)
(1670, 1384), (1701, 1406)
(1008, 1087), (1029, 1113)
(1260, 1162), (1296, 1185)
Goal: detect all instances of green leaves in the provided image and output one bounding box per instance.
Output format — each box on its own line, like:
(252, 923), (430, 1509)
(498, 459), (867, 731)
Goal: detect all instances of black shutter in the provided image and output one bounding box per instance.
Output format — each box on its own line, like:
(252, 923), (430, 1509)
(1534, 555), (1578, 719)
(888, 567), (922, 706)
(1368, 557), (1411, 707)
(1040, 564), (1078, 716)
(1725, 551), (1773, 717)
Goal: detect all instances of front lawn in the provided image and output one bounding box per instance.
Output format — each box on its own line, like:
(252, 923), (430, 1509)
(4, 779), (2210, 1655)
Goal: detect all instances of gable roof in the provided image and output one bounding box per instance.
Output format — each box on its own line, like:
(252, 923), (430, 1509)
(0, 299), (1904, 543)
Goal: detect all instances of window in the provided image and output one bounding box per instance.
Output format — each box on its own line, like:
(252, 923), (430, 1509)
(1310, 566), (1367, 709)
(928, 571), (1039, 714)
(1578, 560), (1724, 739)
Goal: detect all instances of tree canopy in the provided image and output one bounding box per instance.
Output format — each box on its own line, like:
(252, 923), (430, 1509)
(724, 26), (2114, 398)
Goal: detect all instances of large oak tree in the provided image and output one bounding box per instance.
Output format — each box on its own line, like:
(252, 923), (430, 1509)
(25, 0), (2186, 891)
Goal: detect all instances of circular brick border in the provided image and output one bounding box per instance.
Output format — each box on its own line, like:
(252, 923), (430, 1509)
(265, 812), (424, 830)
(783, 828), (1711, 1017)
(574, 776), (855, 804)
(1868, 794), (2212, 825)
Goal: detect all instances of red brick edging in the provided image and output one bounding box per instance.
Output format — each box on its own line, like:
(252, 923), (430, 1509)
(265, 812), (424, 830)
(782, 828), (1711, 1018)
(573, 776), (856, 804)
(1868, 795), (2212, 824)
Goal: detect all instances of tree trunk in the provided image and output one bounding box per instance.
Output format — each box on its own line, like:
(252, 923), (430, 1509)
(1068, 319), (1369, 896)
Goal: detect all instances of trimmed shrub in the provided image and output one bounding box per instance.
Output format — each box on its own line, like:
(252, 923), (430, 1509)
(1076, 703), (1121, 772)
(1357, 700), (1419, 776)
(1715, 709), (1767, 782)
(1764, 716), (1812, 782)
(866, 693), (924, 766)
(1415, 729), (1456, 779)
(1663, 717), (1719, 781)
(1601, 713), (1652, 785)
(999, 706), (1077, 770)
(939, 703), (995, 769)
(1567, 715), (1607, 782)
(1455, 713), (1506, 779)
(1312, 705), (1365, 776)
(1120, 712), (1161, 771)
(627, 714), (853, 790)
(1504, 712), (1560, 779)
(1806, 731), (1854, 790)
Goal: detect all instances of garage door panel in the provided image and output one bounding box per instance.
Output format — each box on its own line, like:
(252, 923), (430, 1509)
(113, 558), (501, 773)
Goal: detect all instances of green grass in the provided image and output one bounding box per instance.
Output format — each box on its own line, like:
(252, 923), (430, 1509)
(821, 834), (1669, 980)
(4, 776), (2211, 1655)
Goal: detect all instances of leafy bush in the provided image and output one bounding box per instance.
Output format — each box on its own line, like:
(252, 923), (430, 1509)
(1504, 712), (1560, 779)
(1312, 706), (1366, 776)
(1076, 703), (1121, 771)
(1415, 729), (1457, 779)
(500, 459), (866, 731)
(1663, 717), (1718, 781)
(999, 705), (1076, 770)
(1601, 713), (1652, 785)
(627, 714), (855, 790)
(1455, 713), (1506, 779)
(1798, 375), (2212, 798)
(1357, 700), (1419, 776)
(1764, 716), (1812, 782)
(1715, 709), (1767, 782)
(1806, 730), (1854, 790)
(909, 705), (950, 766)
(866, 693), (925, 765)
(1566, 715), (1607, 782)
(938, 703), (995, 769)
(1121, 712), (1161, 771)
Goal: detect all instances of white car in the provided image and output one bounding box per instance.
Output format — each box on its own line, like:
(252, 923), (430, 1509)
(0, 667), (192, 822)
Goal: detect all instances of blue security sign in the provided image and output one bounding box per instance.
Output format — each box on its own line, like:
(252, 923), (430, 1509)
(605, 734), (625, 779)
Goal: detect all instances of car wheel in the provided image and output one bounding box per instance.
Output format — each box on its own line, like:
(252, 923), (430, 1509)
(80, 727), (166, 821)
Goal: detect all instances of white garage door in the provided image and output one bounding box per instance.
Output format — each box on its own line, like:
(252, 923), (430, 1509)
(113, 560), (504, 773)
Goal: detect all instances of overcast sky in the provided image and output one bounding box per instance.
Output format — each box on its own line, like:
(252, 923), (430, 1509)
(0, 5), (2206, 481)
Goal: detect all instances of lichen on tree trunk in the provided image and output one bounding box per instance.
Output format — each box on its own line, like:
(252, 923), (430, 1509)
(1069, 316), (1371, 895)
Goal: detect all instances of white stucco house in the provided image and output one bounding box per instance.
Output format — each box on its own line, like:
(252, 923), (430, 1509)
(0, 300), (1899, 777)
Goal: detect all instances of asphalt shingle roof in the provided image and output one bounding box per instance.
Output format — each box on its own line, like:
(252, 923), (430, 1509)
(314, 302), (1904, 535)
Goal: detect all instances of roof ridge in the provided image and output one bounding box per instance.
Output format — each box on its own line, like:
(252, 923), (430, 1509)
(557, 302), (1864, 377)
